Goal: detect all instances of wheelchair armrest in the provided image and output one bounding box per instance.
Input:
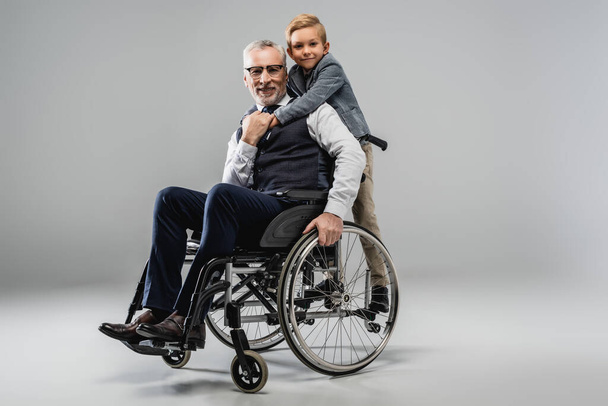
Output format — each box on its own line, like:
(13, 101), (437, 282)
(275, 189), (329, 202)
(259, 204), (325, 248)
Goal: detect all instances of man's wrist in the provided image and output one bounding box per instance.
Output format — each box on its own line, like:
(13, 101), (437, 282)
(237, 138), (258, 154)
(240, 130), (262, 146)
(241, 136), (256, 146)
(323, 201), (347, 221)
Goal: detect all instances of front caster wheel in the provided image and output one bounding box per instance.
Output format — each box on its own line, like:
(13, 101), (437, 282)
(162, 350), (191, 368)
(230, 350), (268, 393)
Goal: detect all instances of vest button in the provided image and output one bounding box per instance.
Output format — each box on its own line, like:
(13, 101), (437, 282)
(260, 149), (266, 155)
(258, 188), (264, 192)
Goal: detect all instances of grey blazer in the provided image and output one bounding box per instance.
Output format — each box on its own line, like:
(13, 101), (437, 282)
(274, 53), (370, 138)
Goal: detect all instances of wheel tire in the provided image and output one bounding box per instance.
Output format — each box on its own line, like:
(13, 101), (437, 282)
(230, 350), (268, 393)
(162, 350), (191, 369)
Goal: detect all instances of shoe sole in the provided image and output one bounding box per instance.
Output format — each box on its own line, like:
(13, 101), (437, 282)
(98, 326), (142, 343)
(368, 304), (389, 313)
(136, 325), (180, 341)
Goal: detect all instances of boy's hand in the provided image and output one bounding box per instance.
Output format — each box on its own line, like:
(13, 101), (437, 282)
(268, 114), (281, 129)
(241, 111), (273, 146)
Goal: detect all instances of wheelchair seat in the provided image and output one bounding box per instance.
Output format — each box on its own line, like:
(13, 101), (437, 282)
(189, 190), (328, 250)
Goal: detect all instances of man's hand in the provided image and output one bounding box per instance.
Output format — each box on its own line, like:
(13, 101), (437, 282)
(303, 212), (343, 246)
(241, 111), (273, 146)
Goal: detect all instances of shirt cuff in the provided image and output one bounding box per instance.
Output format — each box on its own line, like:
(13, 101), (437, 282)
(236, 140), (258, 158)
(323, 199), (348, 220)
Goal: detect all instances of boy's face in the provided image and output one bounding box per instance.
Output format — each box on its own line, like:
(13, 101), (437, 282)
(287, 26), (330, 73)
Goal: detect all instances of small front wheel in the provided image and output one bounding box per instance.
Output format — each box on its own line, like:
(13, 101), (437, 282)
(230, 350), (268, 393)
(162, 350), (191, 368)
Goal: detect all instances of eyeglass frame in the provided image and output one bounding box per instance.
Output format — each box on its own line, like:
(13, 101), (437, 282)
(244, 65), (285, 79)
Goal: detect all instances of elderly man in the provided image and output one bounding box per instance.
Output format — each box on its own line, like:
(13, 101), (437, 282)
(99, 40), (365, 346)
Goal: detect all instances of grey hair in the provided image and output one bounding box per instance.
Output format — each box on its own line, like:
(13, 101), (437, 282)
(243, 39), (287, 67)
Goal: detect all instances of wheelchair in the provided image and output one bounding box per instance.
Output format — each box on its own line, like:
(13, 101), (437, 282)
(119, 190), (399, 393)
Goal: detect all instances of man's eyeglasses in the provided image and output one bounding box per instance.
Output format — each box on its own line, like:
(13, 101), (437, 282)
(244, 65), (285, 79)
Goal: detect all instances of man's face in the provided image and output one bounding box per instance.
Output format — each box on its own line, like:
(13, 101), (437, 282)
(244, 47), (287, 106)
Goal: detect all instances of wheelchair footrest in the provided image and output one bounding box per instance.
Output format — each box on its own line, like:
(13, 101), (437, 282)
(121, 340), (171, 356)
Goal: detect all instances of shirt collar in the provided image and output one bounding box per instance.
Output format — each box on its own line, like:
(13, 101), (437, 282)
(256, 93), (290, 111)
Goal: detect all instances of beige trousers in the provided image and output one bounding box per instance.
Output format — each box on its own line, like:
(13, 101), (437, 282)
(351, 143), (388, 287)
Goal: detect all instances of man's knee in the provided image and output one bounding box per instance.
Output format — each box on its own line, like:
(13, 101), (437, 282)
(207, 183), (241, 205)
(154, 186), (186, 213)
(156, 186), (180, 202)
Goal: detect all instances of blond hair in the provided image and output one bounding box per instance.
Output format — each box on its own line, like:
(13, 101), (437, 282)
(285, 14), (327, 49)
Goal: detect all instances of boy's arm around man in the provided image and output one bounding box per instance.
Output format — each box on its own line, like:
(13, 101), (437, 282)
(273, 53), (346, 126)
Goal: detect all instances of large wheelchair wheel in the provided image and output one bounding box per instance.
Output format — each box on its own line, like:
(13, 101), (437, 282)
(277, 223), (398, 375)
(204, 266), (284, 352)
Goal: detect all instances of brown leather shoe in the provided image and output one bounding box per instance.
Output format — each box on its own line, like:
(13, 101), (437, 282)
(136, 312), (205, 348)
(98, 310), (158, 342)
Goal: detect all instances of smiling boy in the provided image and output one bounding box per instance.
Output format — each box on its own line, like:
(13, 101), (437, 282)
(272, 14), (370, 138)
(272, 14), (389, 313)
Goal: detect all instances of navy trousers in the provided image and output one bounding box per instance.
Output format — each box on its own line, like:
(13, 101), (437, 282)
(142, 183), (292, 315)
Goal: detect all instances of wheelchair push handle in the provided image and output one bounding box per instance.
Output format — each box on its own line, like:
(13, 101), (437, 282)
(367, 135), (388, 151)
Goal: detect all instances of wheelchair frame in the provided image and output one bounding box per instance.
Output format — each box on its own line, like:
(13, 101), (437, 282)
(119, 191), (399, 393)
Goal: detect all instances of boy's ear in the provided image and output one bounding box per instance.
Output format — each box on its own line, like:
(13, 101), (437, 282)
(286, 47), (294, 60)
(323, 41), (330, 55)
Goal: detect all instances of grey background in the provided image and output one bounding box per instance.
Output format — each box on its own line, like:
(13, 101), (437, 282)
(2, 0), (607, 291)
(1, 0), (607, 404)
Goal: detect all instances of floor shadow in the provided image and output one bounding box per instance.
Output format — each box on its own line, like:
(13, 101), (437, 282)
(135, 378), (236, 397)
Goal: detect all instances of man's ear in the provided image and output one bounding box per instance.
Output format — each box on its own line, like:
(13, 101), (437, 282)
(244, 73), (248, 87)
(323, 41), (330, 55)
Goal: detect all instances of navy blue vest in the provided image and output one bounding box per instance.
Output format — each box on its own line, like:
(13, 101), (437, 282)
(236, 102), (333, 195)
